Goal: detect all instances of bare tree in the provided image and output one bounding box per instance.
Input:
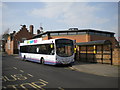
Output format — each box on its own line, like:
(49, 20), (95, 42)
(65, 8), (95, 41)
(1, 28), (10, 40)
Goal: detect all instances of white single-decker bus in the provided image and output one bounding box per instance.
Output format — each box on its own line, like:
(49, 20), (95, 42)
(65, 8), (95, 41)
(19, 38), (75, 65)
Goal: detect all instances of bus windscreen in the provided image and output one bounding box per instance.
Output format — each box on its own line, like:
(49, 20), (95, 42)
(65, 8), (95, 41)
(56, 39), (74, 57)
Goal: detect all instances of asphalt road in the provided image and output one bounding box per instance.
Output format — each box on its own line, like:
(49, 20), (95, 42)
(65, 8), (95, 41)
(2, 54), (118, 89)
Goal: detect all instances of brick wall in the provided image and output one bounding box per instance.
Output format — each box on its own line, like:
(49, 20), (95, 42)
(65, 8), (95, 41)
(43, 34), (116, 45)
(43, 34), (89, 43)
(113, 47), (120, 65)
(42, 36), (49, 40)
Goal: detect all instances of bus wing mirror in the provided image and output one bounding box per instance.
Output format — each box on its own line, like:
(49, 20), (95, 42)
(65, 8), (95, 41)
(74, 48), (77, 53)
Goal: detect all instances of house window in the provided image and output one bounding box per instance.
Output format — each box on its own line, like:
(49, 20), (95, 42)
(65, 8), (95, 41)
(106, 34), (111, 37)
(78, 32), (86, 35)
(110, 34), (114, 37)
(89, 32), (95, 35)
(50, 33), (59, 36)
(94, 32), (101, 35)
(68, 32), (77, 35)
(7, 40), (10, 49)
(101, 33), (107, 36)
(59, 32), (68, 35)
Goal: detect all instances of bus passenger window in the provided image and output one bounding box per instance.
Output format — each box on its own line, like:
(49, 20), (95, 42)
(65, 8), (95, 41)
(36, 47), (39, 53)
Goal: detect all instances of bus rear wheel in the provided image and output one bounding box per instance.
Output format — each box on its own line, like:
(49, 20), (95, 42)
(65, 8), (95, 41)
(40, 58), (45, 64)
(23, 56), (26, 61)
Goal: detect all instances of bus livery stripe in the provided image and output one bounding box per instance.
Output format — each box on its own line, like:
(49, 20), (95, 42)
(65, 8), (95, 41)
(21, 57), (58, 65)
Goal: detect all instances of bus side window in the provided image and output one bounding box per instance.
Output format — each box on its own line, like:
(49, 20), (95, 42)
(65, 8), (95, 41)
(35, 44), (54, 55)
(35, 45), (41, 54)
(36, 47), (39, 53)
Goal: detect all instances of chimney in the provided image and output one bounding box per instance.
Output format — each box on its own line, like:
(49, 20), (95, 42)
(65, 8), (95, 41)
(30, 25), (34, 34)
(37, 29), (41, 34)
(23, 25), (26, 28)
(13, 31), (16, 34)
(20, 25), (27, 30)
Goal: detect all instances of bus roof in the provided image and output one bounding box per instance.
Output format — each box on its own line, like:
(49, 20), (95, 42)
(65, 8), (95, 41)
(20, 38), (72, 46)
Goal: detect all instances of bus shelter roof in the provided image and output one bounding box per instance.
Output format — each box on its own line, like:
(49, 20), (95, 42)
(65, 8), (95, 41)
(76, 40), (112, 46)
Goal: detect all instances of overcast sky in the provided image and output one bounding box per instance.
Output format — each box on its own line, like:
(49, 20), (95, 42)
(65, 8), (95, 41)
(0, 0), (119, 40)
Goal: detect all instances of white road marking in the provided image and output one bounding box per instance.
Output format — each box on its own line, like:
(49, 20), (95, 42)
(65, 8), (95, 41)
(13, 67), (17, 70)
(27, 74), (34, 77)
(20, 70), (24, 73)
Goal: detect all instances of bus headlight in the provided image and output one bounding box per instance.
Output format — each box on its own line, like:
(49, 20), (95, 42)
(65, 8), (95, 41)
(71, 58), (74, 62)
(56, 58), (59, 62)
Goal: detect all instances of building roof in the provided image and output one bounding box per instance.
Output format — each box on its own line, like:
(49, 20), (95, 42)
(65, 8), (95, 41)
(33, 29), (115, 38)
(76, 40), (112, 46)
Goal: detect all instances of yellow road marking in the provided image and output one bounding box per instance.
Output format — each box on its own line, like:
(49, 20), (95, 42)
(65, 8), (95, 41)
(58, 87), (64, 90)
(27, 74), (34, 77)
(64, 68), (70, 70)
(4, 75), (17, 81)
(2, 76), (7, 81)
(20, 83), (38, 90)
(39, 79), (48, 84)
(69, 67), (78, 71)
(3, 79), (49, 89)
(31, 82), (45, 90)
(7, 85), (18, 90)
(12, 85), (18, 90)
(14, 74), (27, 80)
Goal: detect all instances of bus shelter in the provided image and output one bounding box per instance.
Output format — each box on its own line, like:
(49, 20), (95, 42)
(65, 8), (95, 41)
(76, 40), (113, 65)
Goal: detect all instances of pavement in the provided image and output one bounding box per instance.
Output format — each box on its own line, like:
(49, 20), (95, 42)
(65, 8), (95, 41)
(71, 61), (119, 77)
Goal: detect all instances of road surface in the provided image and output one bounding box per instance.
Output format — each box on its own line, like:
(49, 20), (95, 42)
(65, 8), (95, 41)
(2, 54), (118, 89)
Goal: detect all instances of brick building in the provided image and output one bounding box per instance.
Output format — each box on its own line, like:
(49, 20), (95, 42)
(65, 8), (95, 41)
(5, 25), (34, 54)
(33, 28), (119, 65)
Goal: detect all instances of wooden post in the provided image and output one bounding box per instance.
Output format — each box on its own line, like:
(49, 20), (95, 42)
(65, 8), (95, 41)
(93, 45), (96, 63)
(94, 45), (97, 63)
(79, 46), (81, 61)
(110, 44), (113, 65)
(86, 45), (88, 62)
(101, 45), (103, 64)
